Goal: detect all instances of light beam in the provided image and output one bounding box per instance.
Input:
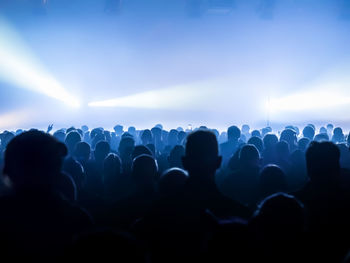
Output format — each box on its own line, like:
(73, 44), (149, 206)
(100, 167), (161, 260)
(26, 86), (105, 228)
(0, 17), (80, 108)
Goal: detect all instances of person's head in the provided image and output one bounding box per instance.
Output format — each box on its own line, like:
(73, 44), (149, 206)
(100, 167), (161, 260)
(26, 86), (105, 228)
(155, 123), (163, 129)
(168, 129), (179, 146)
(303, 125), (315, 141)
(247, 136), (264, 154)
(242, 124), (250, 134)
(104, 153), (122, 176)
(159, 168), (188, 197)
(327, 123), (334, 132)
(132, 145), (153, 160)
(333, 127), (345, 143)
(118, 136), (135, 159)
(74, 141), (91, 162)
(319, 126), (327, 134)
(132, 154), (158, 190)
(259, 165), (288, 199)
(253, 193), (305, 240)
(298, 137), (310, 152)
(182, 130), (222, 179)
(227, 125), (241, 141)
(151, 127), (162, 140)
(113, 125), (124, 136)
(178, 131), (187, 145)
(53, 130), (66, 142)
(3, 130), (67, 191)
(62, 158), (85, 191)
(65, 131), (82, 155)
(306, 141), (340, 185)
(263, 133), (278, 150)
(280, 128), (297, 149)
(168, 145), (185, 168)
(251, 130), (261, 138)
(261, 127), (272, 137)
(66, 127), (76, 134)
(94, 141), (110, 162)
(103, 153), (122, 190)
(239, 144), (260, 167)
(141, 129), (153, 145)
(81, 125), (89, 133)
(127, 126), (136, 137)
(314, 133), (329, 142)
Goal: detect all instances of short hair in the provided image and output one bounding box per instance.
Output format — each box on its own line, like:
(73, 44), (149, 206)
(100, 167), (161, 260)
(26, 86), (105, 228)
(239, 144), (260, 163)
(4, 130), (67, 188)
(185, 130), (219, 162)
(227, 126), (241, 140)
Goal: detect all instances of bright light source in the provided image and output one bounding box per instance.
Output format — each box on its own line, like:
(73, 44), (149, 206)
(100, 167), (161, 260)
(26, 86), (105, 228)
(268, 90), (350, 112)
(88, 85), (202, 109)
(0, 18), (80, 108)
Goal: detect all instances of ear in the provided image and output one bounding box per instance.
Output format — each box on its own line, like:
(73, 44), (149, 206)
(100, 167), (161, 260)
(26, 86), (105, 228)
(216, 156), (222, 170)
(2, 173), (13, 189)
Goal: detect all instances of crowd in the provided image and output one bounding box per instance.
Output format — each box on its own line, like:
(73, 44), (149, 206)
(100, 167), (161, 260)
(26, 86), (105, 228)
(0, 123), (349, 262)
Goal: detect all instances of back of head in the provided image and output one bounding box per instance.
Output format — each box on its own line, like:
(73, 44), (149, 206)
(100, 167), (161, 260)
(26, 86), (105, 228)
(298, 137), (310, 152)
(168, 145), (185, 168)
(141, 129), (153, 145)
(74, 141), (91, 161)
(247, 136), (264, 154)
(306, 141), (340, 184)
(333, 127), (345, 143)
(151, 127), (162, 138)
(103, 153), (122, 186)
(253, 193), (305, 238)
(227, 125), (241, 141)
(132, 154), (158, 187)
(182, 130), (221, 177)
(4, 130), (67, 191)
(314, 133), (329, 142)
(65, 130), (82, 154)
(168, 129), (179, 146)
(94, 141), (110, 162)
(239, 144), (260, 166)
(319, 127), (327, 134)
(127, 126), (136, 136)
(62, 158), (84, 190)
(259, 165), (288, 198)
(132, 145), (153, 160)
(113, 124), (124, 136)
(263, 133), (278, 149)
(118, 136), (135, 160)
(53, 130), (66, 142)
(242, 124), (250, 134)
(159, 168), (188, 197)
(251, 130), (261, 138)
(303, 125), (315, 141)
(280, 128), (297, 147)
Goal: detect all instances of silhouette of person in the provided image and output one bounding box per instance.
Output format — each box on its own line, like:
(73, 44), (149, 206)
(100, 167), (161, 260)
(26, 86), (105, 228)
(0, 130), (92, 259)
(221, 144), (261, 208)
(220, 125), (241, 166)
(182, 130), (250, 218)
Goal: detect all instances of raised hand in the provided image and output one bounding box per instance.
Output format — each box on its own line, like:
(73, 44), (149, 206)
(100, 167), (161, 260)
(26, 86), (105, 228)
(47, 124), (54, 133)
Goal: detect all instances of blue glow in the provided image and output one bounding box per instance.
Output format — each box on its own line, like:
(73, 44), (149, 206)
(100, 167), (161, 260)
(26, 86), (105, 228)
(0, 1), (350, 130)
(0, 17), (81, 108)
